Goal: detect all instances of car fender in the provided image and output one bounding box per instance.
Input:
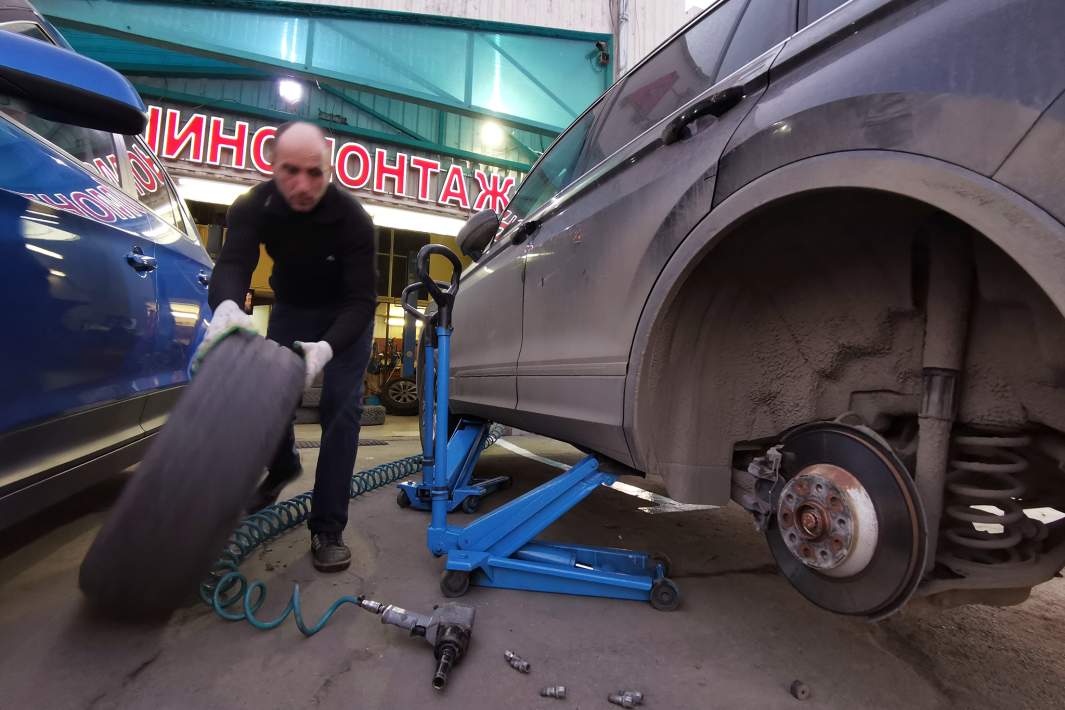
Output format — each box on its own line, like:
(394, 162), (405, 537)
(623, 149), (1065, 485)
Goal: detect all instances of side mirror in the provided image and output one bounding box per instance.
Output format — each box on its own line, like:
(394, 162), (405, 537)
(0, 31), (146, 134)
(456, 209), (499, 261)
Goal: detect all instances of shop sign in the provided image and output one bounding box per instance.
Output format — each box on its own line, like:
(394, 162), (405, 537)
(143, 105), (518, 212)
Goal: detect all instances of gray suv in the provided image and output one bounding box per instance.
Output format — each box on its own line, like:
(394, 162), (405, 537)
(447, 0), (1065, 618)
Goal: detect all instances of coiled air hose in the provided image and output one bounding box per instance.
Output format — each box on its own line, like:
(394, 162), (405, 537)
(201, 424), (504, 635)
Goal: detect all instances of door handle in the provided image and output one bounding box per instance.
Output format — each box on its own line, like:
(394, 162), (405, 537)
(661, 85), (746, 145)
(510, 219), (540, 246)
(197, 270), (210, 287)
(126, 245), (157, 273)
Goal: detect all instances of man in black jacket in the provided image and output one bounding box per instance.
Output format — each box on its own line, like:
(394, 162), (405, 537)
(205, 121), (376, 572)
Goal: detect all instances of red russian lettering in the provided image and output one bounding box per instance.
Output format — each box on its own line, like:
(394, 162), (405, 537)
(207, 117), (249, 169)
(161, 109), (207, 162)
(250, 126), (276, 175)
(410, 156), (441, 202)
(373, 149), (407, 196)
(34, 193), (87, 219)
(128, 149), (160, 196)
(473, 170), (515, 213)
(70, 191), (117, 223)
(145, 105), (163, 154)
(437, 165), (470, 209)
(336, 142), (371, 189)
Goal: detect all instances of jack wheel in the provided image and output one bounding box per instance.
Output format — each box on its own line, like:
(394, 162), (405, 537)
(396, 489), (411, 508)
(460, 495), (481, 514)
(650, 578), (681, 611)
(440, 570), (470, 598)
(651, 553), (673, 578)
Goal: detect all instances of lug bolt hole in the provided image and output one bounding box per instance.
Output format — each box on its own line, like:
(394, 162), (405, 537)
(838, 519), (846, 527)
(788, 533), (798, 543)
(815, 484), (824, 493)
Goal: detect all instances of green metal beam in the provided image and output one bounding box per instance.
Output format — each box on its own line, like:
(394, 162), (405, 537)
(44, 8), (573, 136)
(476, 33), (578, 119)
(156, 0), (613, 44)
(133, 84), (533, 173)
(318, 85), (431, 144)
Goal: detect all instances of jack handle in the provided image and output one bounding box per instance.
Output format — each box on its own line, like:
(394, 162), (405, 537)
(413, 244), (462, 329)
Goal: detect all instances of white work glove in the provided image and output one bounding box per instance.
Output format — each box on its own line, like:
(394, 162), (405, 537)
(294, 340), (333, 389)
(191, 299), (257, 373)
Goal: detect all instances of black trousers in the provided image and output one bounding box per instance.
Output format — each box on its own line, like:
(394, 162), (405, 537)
(265, 302), (373, 534)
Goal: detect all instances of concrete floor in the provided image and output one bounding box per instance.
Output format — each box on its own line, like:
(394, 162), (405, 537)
(2, 420), (1064, 709)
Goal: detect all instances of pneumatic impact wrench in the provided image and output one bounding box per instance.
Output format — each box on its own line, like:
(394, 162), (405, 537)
(357, 598), (475, 690)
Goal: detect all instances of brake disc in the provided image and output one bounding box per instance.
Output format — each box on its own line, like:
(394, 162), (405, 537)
(766, 422), (927, 620)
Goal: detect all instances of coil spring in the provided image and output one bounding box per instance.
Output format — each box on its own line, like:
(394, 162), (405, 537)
(201, 423), (504, 634)
(937, 433), (1047, 573)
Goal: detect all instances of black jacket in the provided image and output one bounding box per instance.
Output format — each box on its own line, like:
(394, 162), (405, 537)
(208, 181), (376, 353)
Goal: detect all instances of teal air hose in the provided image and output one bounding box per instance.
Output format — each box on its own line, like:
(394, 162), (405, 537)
(202, 425), (503, 635)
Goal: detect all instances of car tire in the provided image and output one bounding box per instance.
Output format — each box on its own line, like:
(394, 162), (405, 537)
(381, 376), (419, 416)
(78, 333), (304, 620)
(361, 404), (386, 426)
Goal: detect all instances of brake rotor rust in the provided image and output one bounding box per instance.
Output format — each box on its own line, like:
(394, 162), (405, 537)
(766, 423), (927, 619)
(777, 464), (879, 578)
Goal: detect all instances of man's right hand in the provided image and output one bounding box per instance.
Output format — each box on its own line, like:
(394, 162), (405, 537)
(191, 299), (258, 372)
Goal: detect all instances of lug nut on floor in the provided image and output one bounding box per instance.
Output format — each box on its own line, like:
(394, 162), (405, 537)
(608, 690), (645, 707)
(540, 685), (566, 699)
(790, 680), (811, 700)
(504, 649), (530, 673)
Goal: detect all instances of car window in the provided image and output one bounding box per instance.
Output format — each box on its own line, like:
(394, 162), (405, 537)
(0, 21), (53, 43)
(504, 107), (600, 221)
(716, 0), (796, 81)
(580, 0), (747, 167)
(802, 0), (851, 27)
(0, 96), (123, 188)
(126, 138), (186, 231)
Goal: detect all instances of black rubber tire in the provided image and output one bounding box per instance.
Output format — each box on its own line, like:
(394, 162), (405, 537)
(78, 333), (304, 620)
(381, 377), (419, 416)
(460, 495), (481, 514)
(361, 404), (386, 426)
(440, 570), (470, 598)
(650, 578), (681, 611)
(397, 489), (412, 508)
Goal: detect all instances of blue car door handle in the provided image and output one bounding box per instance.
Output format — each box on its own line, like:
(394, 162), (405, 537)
(126, 245), (157, 273)
(197, 270), (210, 287)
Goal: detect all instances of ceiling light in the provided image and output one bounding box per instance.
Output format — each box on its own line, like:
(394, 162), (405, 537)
(278, 79), (304, 103)
(481, 121), (506, 147)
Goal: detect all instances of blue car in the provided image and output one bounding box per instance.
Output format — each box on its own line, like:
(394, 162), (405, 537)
(0, 9), (212, 527)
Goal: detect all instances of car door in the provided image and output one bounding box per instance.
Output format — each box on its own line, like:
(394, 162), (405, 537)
(448, 104), (609, 417)
(118, 135), (212, 428)
(516, 0), (796, 463)
(0, 100), (162, 435)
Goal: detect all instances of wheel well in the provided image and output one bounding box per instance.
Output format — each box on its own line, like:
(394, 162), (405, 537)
(632, 188), (1065, 502)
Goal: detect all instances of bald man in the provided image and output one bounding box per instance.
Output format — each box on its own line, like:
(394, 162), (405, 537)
(206, 121), (376, 572)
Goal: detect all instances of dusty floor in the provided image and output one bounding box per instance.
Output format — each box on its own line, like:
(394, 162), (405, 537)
(1, 420), (1064, 709)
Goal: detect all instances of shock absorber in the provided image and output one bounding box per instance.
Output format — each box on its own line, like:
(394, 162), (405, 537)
(937, 433), (1047, 575)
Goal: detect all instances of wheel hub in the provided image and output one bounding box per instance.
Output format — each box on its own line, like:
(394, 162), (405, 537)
(777, 464), (878, 578)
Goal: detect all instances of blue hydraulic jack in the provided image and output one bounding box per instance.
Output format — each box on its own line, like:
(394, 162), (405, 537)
(398, 245), (680, 611)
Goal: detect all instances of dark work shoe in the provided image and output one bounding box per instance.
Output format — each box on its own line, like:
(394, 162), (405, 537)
(311, 532), (351, 573)
(246, 464), (302, 515)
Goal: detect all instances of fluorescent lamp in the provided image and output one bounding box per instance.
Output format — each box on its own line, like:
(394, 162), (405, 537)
(362, 203), (466, 237)
(177, 177), (253, 206)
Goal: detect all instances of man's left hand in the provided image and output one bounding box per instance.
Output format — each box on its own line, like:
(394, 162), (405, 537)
(294, 340), (333, 389)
